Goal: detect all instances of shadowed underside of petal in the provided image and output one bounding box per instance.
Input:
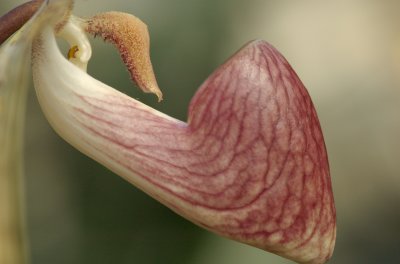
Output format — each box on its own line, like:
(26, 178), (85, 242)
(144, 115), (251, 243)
(32, 21), (335, 262)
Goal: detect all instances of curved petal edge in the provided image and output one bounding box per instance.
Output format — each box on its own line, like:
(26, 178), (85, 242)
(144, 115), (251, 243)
(32, 26), (336, 264)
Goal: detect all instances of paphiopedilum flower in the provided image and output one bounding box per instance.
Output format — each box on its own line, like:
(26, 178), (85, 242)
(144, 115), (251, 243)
(0, 0), (336, 263)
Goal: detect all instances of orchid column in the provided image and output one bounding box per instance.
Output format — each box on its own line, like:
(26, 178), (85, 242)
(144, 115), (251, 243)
(1, 0), (336, 263)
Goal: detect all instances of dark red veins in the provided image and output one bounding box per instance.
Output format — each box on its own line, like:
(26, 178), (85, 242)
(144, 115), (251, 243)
(73, 40), (336, 264)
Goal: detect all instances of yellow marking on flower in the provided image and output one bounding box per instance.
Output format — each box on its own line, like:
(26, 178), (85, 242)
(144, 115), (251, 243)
(67, 45), (79, 60)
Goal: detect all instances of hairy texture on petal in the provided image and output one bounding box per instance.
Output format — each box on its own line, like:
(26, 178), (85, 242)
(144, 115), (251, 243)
(32, 25), (335, 264)
(85, 12), (162, 101)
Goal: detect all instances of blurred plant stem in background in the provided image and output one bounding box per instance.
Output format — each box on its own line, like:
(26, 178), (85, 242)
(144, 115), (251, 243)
(0, 25), (31, 264)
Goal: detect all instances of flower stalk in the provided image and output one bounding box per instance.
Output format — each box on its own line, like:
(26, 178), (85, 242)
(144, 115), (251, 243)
(0, 16), (33, 264)
(0, 1), (70, 262)
(0, 44), (29, 264)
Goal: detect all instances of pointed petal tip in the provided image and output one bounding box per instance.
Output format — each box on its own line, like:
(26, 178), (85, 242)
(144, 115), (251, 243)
(148, 84), (163, 102)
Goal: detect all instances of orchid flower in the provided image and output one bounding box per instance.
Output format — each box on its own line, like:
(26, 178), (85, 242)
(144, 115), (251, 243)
(0, 0), (336, 263)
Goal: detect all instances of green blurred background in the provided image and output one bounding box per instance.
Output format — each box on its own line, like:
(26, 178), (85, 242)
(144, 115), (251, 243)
(2, 0), (400, 263)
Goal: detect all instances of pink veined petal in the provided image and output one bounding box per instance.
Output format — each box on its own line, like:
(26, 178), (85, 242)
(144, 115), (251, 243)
(33, 22), (336, 263)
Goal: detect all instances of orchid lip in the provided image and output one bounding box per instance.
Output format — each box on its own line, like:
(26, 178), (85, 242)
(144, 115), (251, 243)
(32, 17), (336, 264)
